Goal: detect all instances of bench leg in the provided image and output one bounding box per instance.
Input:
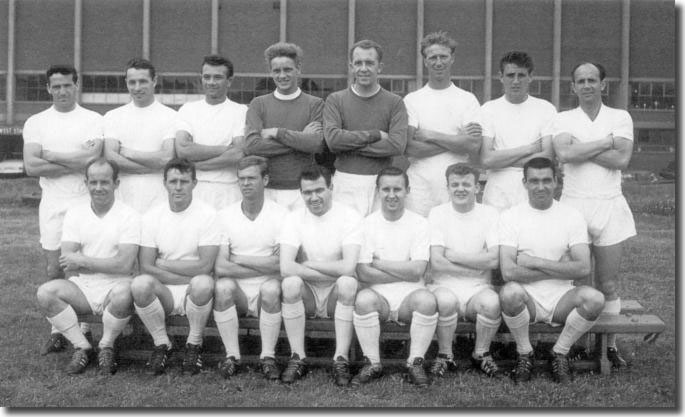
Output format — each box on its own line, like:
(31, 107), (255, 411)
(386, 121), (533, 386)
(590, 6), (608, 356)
(597, 334), (611, 375)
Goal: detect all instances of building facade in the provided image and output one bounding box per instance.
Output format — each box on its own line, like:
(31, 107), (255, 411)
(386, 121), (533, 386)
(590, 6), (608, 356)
(0, 0), (676, 160)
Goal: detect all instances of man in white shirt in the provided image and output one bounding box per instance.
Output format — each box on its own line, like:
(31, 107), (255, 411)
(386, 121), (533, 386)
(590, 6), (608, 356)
(175, 55), (247, 210)
(427, 163), (502, 378)
(479, 51), (556, 211)
(36, 158), (140, 375)
(552, 62), (636, 368)
(278, 165), (362, 386)
(103, 58), (176, 214)
(130, 159), (220, 376)
(499, 157), (605, 384)
(213, 156), (288, 380)
(404, 31), (482, 217)
(352, 167), (437, 388)
(23, 64), (104, 354)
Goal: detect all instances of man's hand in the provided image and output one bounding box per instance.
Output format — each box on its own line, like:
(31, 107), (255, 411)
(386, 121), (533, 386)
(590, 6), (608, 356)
(379, 131), (390, 141)
(516, 253), (538, 269)
(155, 258), (167, 269)
(303, 121), (323, 134)
(59, 252), (85, 271)
(261, 128), (279, 139)
(462, 122), (482, 137)
(531, 138), (543, 153)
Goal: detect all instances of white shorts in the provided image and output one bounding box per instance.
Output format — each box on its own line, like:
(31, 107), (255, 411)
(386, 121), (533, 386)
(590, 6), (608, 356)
(405, 166), (449, 217)
(39, 193), (89, 250)
(265, 188), (304, 211)
(304, 281), (336, 319)
(482, 175), (527, 212)
(117, 175), (167, 214)
(195, 181), (241, 211)
(165, 284), (189, 316)
(521, 279), (574, 325)
(332, 171), (378, 216)
(236, 276), (272, 317)
(428, 277), (494, 317)
(561, 195), (636, 246)
(69, 274), (132, 315)
(370, 281), (425, 323)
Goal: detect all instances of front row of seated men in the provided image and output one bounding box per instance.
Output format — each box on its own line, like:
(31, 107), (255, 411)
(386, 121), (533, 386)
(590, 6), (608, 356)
(37, 155), (604, 387)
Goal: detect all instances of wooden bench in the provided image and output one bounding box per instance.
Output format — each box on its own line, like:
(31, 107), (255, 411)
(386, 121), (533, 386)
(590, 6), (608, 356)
(78, 300), (665, 376)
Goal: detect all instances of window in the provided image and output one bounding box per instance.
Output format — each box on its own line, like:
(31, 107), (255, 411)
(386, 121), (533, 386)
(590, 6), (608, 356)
(14, 73), (50, 102)
(635, 129), (675, 152)
(81, 74), (128, 93)
(491, 79), (553, 102)
(631, 81), (675, 111)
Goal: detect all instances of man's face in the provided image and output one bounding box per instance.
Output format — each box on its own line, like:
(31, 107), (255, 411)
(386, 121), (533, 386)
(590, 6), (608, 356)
(125, 67), (156, 107)
(571, 63), (605, 105)
(350, 47), (382, 88)
(164, 168), (196, 210)
(523, 167), (556, 210)
(237, 165), (268, 200)
(500, 63), (532, 103)
(378, 174), (408, 215)
(47, 73), (78, 111)
(270, 56), (300, 95)
(85, 163), (118, 210)
(201, 64), (231, 101)
(423, 44), (454, 82)
(300, 176), (332, 216)
(447, 173), (478, 208)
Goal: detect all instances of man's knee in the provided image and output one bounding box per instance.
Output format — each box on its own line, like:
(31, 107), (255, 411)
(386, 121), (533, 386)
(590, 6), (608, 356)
(596, 278), (619, 298)
(107, 282), (134, 313)
(409, 289), (437, 315)
(577, 286), (605, 319)
(432, 288), (458, 316)
(36, 280), (62, 309)
(130, 274), (157, 299)
(214, 278), (238, 302)
(335, 276), (358, 303)
(189, 274), (214, 303)
(499, 282), (527, 314)
(281, 276), (303, 302)
(473, 289), (501, 319)
(260, 279), (281, 308)
(354, 289), (381, 315)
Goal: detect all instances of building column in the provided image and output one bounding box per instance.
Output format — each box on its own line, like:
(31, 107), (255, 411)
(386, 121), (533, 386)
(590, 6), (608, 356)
(211, 0), (219, 54)
(74, 0), (82, 101)
(551, 0), (562, 109)
(279, 0), (287, 42)
(619, 0), (630, 110)
(347, 0), (355, 86)
(6, 0), (15, 125)
(142, 0), (150, 59)
(483, 0), (493, 102)
(415, 0), (424, 90)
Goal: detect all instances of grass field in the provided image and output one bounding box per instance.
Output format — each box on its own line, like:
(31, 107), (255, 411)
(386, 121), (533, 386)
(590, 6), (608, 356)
(0, 177), (676, 408)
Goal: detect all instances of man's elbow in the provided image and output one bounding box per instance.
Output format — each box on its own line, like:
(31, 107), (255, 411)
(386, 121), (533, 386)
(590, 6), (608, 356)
(486, 257), (499, 270)
(175, 143), (191, 159)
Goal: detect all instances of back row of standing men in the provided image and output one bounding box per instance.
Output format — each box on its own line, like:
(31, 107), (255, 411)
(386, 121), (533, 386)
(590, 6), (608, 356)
(25, 31), (635, 384)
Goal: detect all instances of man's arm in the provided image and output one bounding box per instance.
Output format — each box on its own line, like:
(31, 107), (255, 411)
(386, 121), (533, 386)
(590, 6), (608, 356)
(103, 139), (156, 174)
(480, 135), (540, 169)
(405, 126), (453, 158)
(41, 139), (103, 172)
(271, 100), (325, 154)
(154, 245), (219, 277)
(516, 244), (591, 280)
(60, 241), (138, 275)
(372, 258), (427, 283)
(356, 263), (404, 284)
(303, 243), (360, 278)
(194, 138), (245, 170)
(175, 129), (230, 161)
(119, 137), (175, 170)
(357, 100), (408, 157)
(418, 123), (482, 155)
(499, 245), (552, 283)
(230, 254), (280, 275)
(590, 137), (633, 170)
(214, 244), (265, 278)
(323, 97), (379, 152)
(244, 103), (293, 157)
(279, 244), (337, 283)
(553, 133), (613, 164)
(139, 246), (192, 285)
(430, 245), (482, 276)
(23, 143), (74, 177)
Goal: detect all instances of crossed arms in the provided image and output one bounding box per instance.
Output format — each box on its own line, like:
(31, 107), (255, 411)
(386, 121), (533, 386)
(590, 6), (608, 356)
(499, 244), (591, 284)
(139, 245), (219, 285)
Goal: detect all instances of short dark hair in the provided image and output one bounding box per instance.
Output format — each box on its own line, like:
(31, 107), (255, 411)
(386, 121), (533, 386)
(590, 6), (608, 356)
(126, 58), (156, 79)
(237, 155), (268, 178)
(420, 31), (457, 58)
(202, 55), (234, 77)
(444, 163), (480, 184)
(85, 158), (119, 182)
(46, 65), (78, 84)
(264, 42), (303, 68)
(349, 39), (383, 63)
(163, 158), (196, 182)
(299, 165), (332, 188)
(499, 51), (534, 74)
(376, 166), (409, 189)
(523, 157), (557, 180)
(571, 62), (606, 82)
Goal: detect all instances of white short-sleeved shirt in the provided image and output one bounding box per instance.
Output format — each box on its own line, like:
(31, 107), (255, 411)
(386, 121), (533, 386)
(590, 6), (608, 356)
(428, 202), (499, 281)
(479, 95), (557, 181)
(217, 199), (288, 257)
(552, 104), (634, 199)
(279, 202), (363, 263)
(22, 105), (104, 198)
(499, 200), (589, 263)
(360, 209), (430, 263)
(403, 84), (480, 177)
(61, 199), (141, 279)
(141, 199), (220, 261)
(176, 98), (247, 184)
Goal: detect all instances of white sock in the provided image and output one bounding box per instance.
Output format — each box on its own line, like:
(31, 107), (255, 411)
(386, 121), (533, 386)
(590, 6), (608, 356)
(185, 297), (212, 346)
(259, 309), (282, 359)
(47, 306), (91, 350)
(353, 311), (381, 364)
(502, 309), (533, 355)
(134, 298), (170, 348)
(436, 312), (458, 357)
(333, 302), (354, 360)
(214, 306), (240, 359)
(99, 309), (131, 349)
(80, 322), (92, 334)
(408, 311), (438, 364)
(553, 308), (596, 355)
(282, 301), (306, 358)
(474, 314), (501, 358)
(603, 298), (621, 348)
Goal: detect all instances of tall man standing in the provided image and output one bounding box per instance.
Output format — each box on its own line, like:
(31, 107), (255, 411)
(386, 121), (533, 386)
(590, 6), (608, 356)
(23, 65), (104, 354)
(404, 32), (482, 217)
(245, 42), (325, 211)
(103, 58), (176, 214)
(175, 55), (247, 210)
(552, 62), (636, 368)
(479, 51), (556, 211)
(324, 39), (408, 216)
